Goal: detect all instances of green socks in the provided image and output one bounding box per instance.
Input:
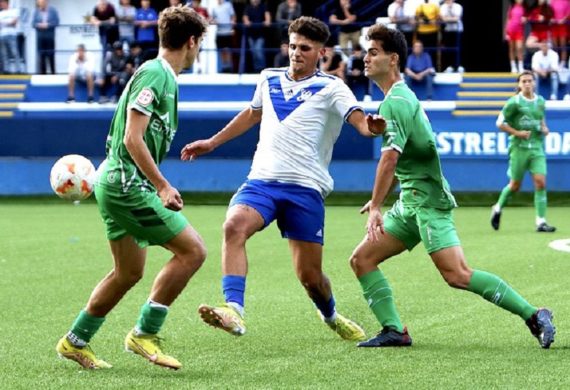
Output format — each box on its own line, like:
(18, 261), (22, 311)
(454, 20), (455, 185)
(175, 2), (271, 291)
(135, 301), (168, 335)
(70, 309), (105, 344)
(358, 269), (404, 332)
(467, 270), (537, 321)
(497, 185), (513, 209)
(534, 189), (547, 218)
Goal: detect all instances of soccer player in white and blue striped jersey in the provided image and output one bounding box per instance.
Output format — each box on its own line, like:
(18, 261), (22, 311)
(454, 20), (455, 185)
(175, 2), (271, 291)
(182, 16), (382, 341)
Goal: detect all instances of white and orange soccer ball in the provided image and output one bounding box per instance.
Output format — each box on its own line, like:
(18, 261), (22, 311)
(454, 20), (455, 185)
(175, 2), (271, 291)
(49, 154), (96, 201)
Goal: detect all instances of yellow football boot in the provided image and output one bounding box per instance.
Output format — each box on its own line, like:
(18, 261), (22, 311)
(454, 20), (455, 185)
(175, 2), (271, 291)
(323, 313), (366, 341)
(56, 336), (112, 369)
(125, 330), (182, 370)
(198, 303), (246, 336)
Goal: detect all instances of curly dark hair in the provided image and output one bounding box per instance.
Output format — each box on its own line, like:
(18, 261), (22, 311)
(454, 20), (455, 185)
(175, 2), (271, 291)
(159, 6), (208, 50)
(366, 24), (408, 72)
(288, 16), (330, 45)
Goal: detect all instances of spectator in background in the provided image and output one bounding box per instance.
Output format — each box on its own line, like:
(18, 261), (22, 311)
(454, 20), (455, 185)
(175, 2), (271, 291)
(415, 0), (440, 58)
(243, 0), (271, 73)
(440, 0), (463, 73)
(320, 39), (346, 82)
(405, 40), (435, 100)
(329, 0), (360, 55)
(126, 41), (144, 70)
(32, 0), (59, 74)
(273, 40), (289, 67)
(550, 0), (569, 68)
(387, 0), (416, 48)
(66, 44), (95, 103)
(532, 41), (560, 100)
(91, 0), (119, 52)
(276, 0), (302, 38)
(116, 0), (136, 51)
(0, 0), (22, 74)
(135, 0), (158, 59)
(169, 0), (183, 6)
(98, 41), (128, 103)
(526, 0), (554, 50)
(212, 0), (236, 73)
(505, 0), (526, 73)
(346, 42), (368, 99)
(189, 0), (209, 20)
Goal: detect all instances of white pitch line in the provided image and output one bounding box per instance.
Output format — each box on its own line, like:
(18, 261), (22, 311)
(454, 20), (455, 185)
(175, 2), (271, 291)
(548, 239), (570, 253)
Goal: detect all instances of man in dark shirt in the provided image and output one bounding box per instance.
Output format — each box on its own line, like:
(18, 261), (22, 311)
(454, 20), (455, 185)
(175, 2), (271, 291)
(243, 0), (271, 72)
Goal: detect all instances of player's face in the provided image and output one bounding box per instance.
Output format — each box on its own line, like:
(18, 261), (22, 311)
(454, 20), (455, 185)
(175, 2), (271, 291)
(364, 40), (396, 81)
(518, 74), (535, 94)
(288, 33), (325, 79)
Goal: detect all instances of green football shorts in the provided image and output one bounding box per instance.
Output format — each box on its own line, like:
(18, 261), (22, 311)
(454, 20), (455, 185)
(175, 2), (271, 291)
(384, 200), (461, 254)
(94, 184), (188, 248)
(507, 147), (547, 181)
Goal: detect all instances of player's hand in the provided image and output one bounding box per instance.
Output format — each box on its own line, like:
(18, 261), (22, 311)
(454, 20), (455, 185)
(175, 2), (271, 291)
(158, 185), (183, 211)
(359, 201), (384, 242)
(366, 114), (387, 136)
(181, 139), (215, 161)
(517, 130), (531, 140)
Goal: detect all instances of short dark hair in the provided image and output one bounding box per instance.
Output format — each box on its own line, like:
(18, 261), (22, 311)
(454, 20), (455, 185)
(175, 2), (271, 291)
(158, 6), (208, 50)
(288, 16), (330, 45)
(366, 24), (408, 72)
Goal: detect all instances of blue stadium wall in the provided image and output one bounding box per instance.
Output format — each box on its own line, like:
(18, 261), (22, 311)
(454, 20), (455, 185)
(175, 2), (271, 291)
(1, 106), (568, 195)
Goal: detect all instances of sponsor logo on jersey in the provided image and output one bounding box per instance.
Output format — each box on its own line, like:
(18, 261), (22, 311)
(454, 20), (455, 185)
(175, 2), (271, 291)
(269, 87), (282, 94)
(136, 88), (154, 106)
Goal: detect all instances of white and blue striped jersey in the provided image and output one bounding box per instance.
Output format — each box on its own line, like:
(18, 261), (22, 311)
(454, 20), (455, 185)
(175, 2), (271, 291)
(248, 68), (362, 197)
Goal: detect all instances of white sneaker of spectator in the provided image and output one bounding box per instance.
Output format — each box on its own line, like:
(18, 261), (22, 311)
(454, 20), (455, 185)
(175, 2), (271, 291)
(444, 66), (454, 73)
(550, 94), (557, 101)
(457, 66), (465, 73)
(563, 94), (570, 101)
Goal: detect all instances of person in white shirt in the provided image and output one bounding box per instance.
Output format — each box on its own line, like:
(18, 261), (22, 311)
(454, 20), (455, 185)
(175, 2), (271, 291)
(181, 16), (384, 342)
(67, 44), (96, 103)
(387, 0), (416, 47)
(0, 0), (22, 74)
(531, 41), (560, 100)
(440, 0), (463, 72)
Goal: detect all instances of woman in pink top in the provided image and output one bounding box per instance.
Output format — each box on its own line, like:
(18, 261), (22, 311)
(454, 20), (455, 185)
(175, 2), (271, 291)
(505, 0), (526, 73)
(550, 0), (569, 66)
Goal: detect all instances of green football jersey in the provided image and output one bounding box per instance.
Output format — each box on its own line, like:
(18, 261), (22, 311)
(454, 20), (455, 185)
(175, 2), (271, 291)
(498, 93), (545, 150)
(99, 57), (179, 192)
(380, 81), (456, 209)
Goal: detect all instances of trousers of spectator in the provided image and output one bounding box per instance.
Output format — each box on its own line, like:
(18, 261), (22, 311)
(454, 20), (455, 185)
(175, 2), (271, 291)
(37, 35), (56, 74)
(248, 36), (266, 73)
(441, 31), (461, 71)
(404, 73), (434, 100)
(0, 35), (22, 74)
(535, 72), (559, 99)
(338, 31), (361, 55)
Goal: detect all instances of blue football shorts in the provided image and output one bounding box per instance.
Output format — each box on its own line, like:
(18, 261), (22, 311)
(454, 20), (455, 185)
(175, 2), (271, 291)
(229, 179), (325, 245)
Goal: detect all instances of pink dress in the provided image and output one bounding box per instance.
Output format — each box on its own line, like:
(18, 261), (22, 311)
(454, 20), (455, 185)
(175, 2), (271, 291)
(550, 0), (570, 38)
(505, 4), (526, 41)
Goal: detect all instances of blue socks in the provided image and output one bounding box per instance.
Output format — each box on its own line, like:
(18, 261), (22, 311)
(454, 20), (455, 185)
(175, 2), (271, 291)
(222, 275), (246, 310)
(313, 295), (336, 320)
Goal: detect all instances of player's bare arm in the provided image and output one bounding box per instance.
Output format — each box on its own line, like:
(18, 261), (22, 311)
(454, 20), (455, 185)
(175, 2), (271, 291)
(124, 109), (183, 211)
(541, 119), (549, 135)
(498, 122), (531, 140)
(363, 149), (399, 242)
(181, 107), (262, 161)
(347, 110), (386, 137)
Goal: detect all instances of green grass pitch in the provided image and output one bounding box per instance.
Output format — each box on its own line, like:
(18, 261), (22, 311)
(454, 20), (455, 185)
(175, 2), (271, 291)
(0, 200), (568, 388)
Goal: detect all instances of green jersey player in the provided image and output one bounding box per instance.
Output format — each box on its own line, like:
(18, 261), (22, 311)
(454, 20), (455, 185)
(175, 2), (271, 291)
(491, 70), (556, 233)
(350, 24), (555, 348)
(56, 7), (208, 370)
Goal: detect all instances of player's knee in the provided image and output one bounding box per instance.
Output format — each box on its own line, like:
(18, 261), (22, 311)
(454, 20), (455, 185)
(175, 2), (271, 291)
(222, 218), (249, 243)
(509, 182), (521, 192)
(179, 241), (207, 269)
(349, 250), (374, 274)
(298, 268), (321, 289)
(115, 267), (144, 286)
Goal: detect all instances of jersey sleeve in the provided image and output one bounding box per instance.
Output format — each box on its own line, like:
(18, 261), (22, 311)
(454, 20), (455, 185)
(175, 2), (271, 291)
(329, 79), (363, 122)
(498, 97), (517, 127)
(250, 71), (266, 110)
(380, 98), (411, 153)
(127, 65), (166, 116)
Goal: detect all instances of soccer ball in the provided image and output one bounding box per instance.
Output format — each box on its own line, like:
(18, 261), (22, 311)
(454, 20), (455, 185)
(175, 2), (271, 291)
(49, 154), (96, 201)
